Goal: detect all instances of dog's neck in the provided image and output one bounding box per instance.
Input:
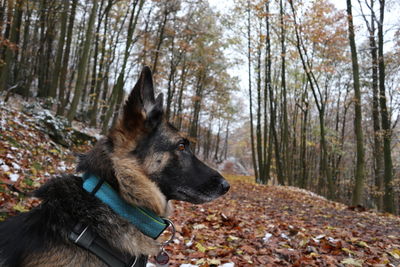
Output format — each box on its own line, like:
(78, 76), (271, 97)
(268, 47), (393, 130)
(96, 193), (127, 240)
(111, 153), (169, 217)
(82, 173), (169, 239)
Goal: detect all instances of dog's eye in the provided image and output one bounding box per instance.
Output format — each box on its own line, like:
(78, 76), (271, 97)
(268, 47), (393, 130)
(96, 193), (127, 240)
(177, 143), (185, 151)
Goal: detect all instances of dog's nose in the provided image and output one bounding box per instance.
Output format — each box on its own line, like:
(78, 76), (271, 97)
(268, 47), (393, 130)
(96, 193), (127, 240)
(220, 179), (230, 194)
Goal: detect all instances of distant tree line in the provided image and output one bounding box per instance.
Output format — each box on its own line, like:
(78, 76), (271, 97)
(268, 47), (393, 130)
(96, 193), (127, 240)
(0, 0), (238, 163)
(232, 0), (399, 214)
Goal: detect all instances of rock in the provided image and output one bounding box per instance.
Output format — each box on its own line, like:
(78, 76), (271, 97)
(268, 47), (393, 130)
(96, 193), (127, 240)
(22, 103), (97, 147)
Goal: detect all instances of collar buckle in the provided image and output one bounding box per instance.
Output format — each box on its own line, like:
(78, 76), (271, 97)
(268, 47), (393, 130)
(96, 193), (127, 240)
(160, 218), (176, 246)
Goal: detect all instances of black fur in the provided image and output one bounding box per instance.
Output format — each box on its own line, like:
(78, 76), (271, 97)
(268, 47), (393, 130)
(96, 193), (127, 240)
(0, 175), (111, 266)
(77, 137), (119, 191)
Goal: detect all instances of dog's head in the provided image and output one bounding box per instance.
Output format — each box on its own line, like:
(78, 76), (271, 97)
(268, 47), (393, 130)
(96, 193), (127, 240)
(105, 66), (229, 205)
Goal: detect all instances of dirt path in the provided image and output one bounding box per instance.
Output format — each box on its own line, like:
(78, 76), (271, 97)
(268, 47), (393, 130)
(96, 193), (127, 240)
(166, 177), (400, 266)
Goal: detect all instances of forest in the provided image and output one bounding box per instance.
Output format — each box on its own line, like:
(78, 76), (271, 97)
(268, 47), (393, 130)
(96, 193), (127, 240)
(1, 0), (400, 266)
(0, 0), (399, 220)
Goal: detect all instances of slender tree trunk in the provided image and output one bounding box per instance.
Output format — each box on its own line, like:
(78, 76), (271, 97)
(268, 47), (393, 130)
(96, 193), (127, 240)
(37, 0), (55, 99)
(57, 0), (77, 115)
(214, 119), (221, 162)
(247, 1), (258, 182)
(152, 6), (169, 76)
(299, 89), (309, 188)
(175, 61), (187, 130)
(166, 14), (178, 121)
(0, 0), (18, 91)
(141, 6), (153, 66)
(16, 1), (32, 97)
(89, 0), (112, 127)
(223, 120), (230, 160)
(10, 0), (21, 83)
(263, 1), (272, 183)
(189, 70), (205, 142)
(347, 0), (366, 206)
(377, 0), (395, 213)
(0, 0), (13, 65)
(255, 19), (263, 183)
(87, 0), (105, 125)
(269, 84), (284, 185)
(362, 0), (384, 210)
(49, 0), (69, 99)
(67, 0), (99, 122)
(0, 1), (5, 42)
(280, 0), (290, 185)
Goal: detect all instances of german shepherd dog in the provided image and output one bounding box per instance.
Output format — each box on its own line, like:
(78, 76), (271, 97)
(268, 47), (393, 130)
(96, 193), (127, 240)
(0, 66), (230, 266)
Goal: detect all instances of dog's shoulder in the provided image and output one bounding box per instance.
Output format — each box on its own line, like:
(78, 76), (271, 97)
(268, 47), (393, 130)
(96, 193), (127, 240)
(34, 173), (83, 201)
(0, 174), (98, 266)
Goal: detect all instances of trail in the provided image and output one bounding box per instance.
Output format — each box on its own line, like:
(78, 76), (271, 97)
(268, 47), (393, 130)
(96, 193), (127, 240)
(166, 176), (400, 266)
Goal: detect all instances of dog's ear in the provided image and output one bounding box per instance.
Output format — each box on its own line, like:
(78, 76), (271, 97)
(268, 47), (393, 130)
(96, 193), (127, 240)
(123, 66), (164, 131)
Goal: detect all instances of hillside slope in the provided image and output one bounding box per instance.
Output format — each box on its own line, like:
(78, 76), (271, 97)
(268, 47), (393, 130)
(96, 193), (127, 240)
(1, 104), (399, 267)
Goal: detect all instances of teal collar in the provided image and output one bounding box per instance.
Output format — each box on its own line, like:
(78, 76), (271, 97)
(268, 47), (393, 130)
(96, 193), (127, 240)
(82, 173), (169, 239)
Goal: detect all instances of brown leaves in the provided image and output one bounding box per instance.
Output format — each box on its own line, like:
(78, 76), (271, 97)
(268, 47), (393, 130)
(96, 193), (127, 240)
(164, 176), (400, 266)
(0, 106), (89, 220)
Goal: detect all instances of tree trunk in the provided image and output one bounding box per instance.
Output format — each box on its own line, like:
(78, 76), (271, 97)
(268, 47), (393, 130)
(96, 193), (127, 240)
(89, 0), (112, 127)
(263, 1), (272, 183)
(255, 19), (263, 183)
(175, 61), (187, 130)
(49, 0), (69, 99)
(0, 0), (13, 64)
(361, 0), (384, 210)
(188, 70), (205, 143)
(280, 0), (290, 185)
(15, 0), (32, 97)
(152, 5), (169, 77)
(0, 0), (19, 91)
(214, 119), (221, 162)
(57, 0), (77, 115)
(347, 0), (366, 206)
(67, 0), (99, 122)
(299, 88), (309, 188)
(37, 0), (55, 98)
(166, 14), (177, 121)
(247, 0), (258, 182)
(377, 0), (395, 213)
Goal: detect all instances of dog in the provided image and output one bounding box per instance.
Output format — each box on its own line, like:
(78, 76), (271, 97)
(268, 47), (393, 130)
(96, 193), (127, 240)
(0, 66), (230, 267)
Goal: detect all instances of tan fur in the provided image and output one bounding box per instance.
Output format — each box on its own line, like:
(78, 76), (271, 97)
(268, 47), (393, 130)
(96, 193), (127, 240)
(110, 120), (168, 218)
(143, 151), (171, 175)
(108, 161), (166, 255)
(111, 155), (167, 216)
(24, 246), (104, 267)
(109, 221), (160, 257)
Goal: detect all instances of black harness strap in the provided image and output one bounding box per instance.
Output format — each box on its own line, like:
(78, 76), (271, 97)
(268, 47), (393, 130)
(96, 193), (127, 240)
(69, 223), (147, 267)
(89, 178), (105, 196)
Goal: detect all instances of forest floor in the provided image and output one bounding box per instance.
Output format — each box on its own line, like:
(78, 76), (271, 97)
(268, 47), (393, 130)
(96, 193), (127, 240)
(1, 104), (400, 267)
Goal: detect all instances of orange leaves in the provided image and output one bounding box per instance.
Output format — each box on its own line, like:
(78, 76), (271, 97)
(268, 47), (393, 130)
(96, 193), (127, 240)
(0, 106), (87, 220)
(164, 175), (400, 266)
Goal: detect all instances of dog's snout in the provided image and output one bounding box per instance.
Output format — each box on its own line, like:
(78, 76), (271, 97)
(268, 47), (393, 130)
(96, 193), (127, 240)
(219, 179), (230, 194)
